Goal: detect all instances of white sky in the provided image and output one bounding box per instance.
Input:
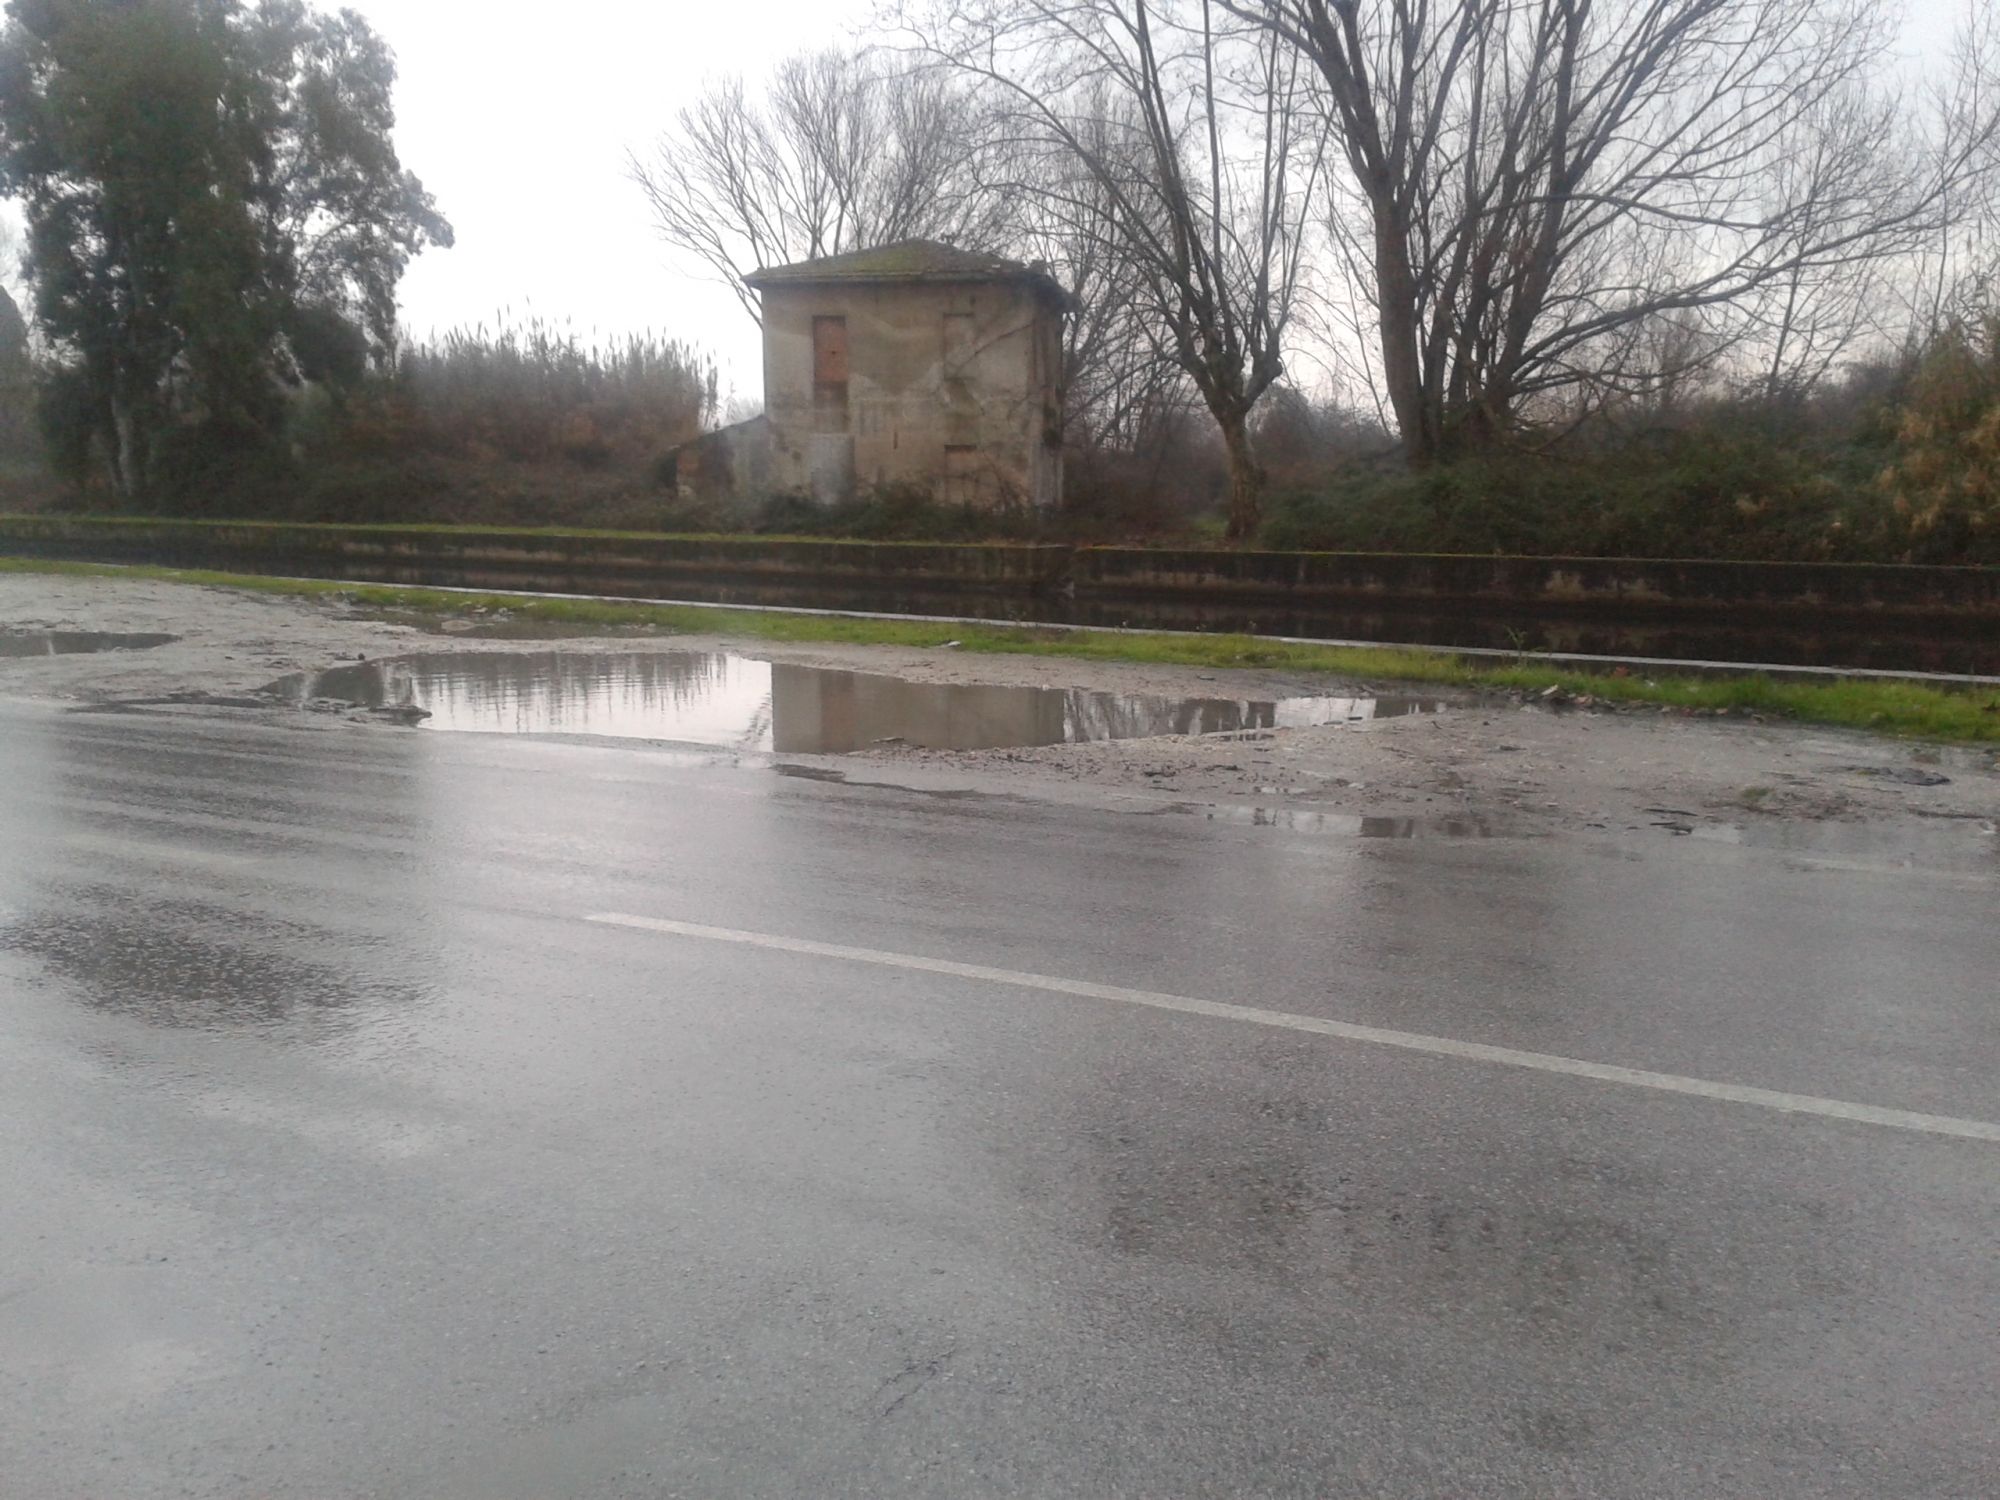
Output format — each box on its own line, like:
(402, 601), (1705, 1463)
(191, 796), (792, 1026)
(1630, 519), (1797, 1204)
(352, 0), (878, 402)
(8, 1), (1961, 401)
(354, 0), (1968, 400)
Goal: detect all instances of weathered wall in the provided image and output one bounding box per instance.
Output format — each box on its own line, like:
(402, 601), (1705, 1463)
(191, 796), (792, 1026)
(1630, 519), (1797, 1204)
(668, 415), (772, 504)
(5, 519), (1997, 639)
(0, 516), (1070, 596)
(760, 280), (1062, 507)
(1075, 548), (2000, 620)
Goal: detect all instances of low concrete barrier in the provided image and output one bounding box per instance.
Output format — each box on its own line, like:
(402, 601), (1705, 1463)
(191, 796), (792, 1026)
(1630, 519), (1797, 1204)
(1076, 548), (2000, 622)
(0, 517), (1070, 596)
(4, 516), (1997, 633)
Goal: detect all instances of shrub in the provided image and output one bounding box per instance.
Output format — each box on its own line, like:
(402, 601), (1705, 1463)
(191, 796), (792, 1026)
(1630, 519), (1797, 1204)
(1254, 396), (1973, 562)
(1882, 316), (2000, 557)
(33, 363), (100, 489)
(388, 318), (718, 468)
(752, 483), (1045, 542)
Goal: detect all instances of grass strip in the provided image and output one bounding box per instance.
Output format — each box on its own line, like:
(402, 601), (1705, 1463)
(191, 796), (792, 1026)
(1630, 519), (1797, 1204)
(6, 556), (1999, 743)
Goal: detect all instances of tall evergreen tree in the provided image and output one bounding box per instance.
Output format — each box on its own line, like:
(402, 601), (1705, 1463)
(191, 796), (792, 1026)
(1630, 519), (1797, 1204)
(0, 0), (449, 496)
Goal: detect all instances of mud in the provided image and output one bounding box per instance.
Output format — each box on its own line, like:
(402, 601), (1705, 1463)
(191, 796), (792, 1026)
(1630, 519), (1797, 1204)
(0, 628), (178, 657)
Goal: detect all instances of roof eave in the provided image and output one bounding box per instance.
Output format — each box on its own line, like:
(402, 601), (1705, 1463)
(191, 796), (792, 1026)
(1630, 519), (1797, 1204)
(744, 270), (1072, 306)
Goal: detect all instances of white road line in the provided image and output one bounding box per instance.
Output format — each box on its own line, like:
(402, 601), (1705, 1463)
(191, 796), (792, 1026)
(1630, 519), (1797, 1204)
(585, 912), (2000, 1144)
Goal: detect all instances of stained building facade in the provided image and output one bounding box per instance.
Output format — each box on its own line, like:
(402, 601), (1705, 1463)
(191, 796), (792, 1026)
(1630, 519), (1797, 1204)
(669, 240), (1067, 510)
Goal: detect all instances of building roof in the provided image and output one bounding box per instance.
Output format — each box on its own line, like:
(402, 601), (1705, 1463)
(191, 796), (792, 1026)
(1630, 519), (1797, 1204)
(744, 239), (1067, 302)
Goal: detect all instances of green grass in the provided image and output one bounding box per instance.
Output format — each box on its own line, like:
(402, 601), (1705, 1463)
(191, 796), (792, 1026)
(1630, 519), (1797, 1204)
(6, 556), (1998, 743)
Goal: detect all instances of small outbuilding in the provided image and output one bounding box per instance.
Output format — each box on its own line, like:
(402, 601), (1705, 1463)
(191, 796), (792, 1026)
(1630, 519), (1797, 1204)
(670, 240), (1067, 511)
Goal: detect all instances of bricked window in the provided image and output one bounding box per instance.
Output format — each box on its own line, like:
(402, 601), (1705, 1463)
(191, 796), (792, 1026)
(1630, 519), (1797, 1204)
(942, 312), (975, 377)
(812, 316), (849, 387)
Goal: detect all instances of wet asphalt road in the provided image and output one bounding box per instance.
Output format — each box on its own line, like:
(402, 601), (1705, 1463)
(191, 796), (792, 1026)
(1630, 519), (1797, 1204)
(2, 698), (1997, 1499)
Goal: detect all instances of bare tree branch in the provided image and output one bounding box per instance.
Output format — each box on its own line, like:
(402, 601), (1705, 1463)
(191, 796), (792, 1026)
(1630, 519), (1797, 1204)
(1222, 0), (2000, 462)
(628, 47), (1014, 329)
(895, 0), (1327, 537)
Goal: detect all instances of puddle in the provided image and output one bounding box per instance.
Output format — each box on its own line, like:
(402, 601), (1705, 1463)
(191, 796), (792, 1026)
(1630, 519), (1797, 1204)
(0, 630), (179, 658)
(261, 650), (1443, 752)
(1172, 803), (1507, 838)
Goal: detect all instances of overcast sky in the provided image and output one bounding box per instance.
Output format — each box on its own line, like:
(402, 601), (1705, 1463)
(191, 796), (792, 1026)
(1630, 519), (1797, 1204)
(342, 0), (1968, 400)
(349, 0), (876, 402)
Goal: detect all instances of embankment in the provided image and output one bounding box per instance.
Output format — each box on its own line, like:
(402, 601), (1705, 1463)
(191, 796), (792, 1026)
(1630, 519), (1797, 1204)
(4, 516), (1996, 673)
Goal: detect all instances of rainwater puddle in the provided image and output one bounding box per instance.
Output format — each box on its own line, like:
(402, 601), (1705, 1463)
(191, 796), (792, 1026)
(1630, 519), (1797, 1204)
(0, 630), (178, 658)
(263, 650), (1442, 753)
(1187, 806), (1506, 838)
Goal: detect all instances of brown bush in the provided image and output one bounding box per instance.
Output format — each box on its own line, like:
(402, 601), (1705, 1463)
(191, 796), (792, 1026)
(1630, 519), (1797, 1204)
(385, 318), (718, 468)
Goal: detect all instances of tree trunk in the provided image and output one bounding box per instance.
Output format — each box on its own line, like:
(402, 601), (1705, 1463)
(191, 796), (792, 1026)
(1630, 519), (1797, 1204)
(109, 392), (142, 500)
(1452, 390), (1507, 456)
(1218, 406), (1265, 542)
(1370, 199), (1437, 467)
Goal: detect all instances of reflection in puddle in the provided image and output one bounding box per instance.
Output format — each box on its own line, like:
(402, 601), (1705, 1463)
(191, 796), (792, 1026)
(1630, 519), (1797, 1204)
(0, 630), (179, 658)
(1177, 804), (1505, 838)
(263, 651), (1443, 753)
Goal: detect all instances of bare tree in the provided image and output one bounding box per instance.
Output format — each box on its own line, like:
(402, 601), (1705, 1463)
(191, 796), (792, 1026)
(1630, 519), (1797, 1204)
(1221, 0), (2000, 465)
(904, 1), (1327, 538)
(1001, 95), (1191, 447)
(629, 48), (1012, 325)
(1907, 3), (2000, 335)
(1748, 96), (1896, 403)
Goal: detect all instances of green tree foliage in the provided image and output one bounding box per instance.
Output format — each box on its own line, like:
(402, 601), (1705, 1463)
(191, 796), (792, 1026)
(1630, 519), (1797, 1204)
(0, 281), (34, 461)
(0, 281), (23, 368)
(0, 0), (449, 497)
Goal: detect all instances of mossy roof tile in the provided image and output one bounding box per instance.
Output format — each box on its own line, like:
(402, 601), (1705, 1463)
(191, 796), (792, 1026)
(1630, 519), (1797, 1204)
(745, 239), (1065, 300)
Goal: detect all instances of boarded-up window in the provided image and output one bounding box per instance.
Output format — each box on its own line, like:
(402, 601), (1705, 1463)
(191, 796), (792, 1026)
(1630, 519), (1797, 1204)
(943, 444), (979, 506)
(942, 313), (975, 377)
(813, 316), (849, 386)
(812, 315), (850, 433)
(942, 313), (977, 446)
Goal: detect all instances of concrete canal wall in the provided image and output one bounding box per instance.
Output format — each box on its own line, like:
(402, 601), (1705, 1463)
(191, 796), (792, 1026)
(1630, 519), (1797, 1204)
(0, 517), (1068, 597)
(4, 515), (1997, 630)
(1076, 548), (2000, 623)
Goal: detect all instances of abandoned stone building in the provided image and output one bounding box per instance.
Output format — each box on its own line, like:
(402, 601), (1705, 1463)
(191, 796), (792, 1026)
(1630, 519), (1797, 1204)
(667, 240), (1068, 510)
